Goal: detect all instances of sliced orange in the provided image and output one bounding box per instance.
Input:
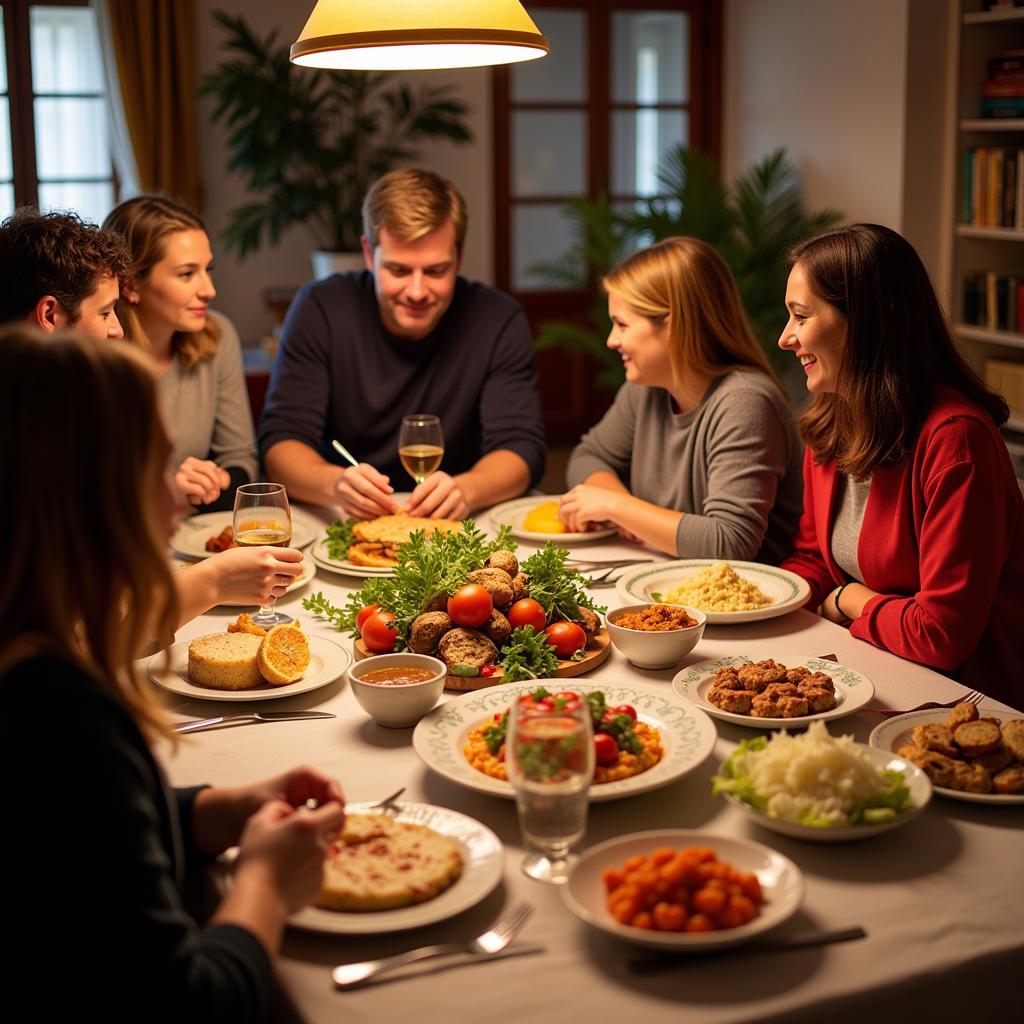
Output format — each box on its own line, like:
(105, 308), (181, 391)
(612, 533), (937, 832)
(256, 622), (311, 686)
(227, 613), (267, 637)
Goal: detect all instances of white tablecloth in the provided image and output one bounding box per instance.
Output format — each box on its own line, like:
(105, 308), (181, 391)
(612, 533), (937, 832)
(159, 510), (1024, 1024)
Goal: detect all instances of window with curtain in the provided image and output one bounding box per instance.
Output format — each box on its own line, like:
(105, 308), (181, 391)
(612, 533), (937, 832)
(0, 0), (115, 222)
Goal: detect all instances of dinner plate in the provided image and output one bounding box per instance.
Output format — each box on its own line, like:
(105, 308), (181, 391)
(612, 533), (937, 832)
(562, 830), (804, 951)
(869, 709), (1024, 805)
(288, 801), (504, 935)
(146, 633), (351, 702)
(412, 678), (717, 802)
(170, 507), (320, 560)
(310, 538), (395, 578)
(719, 744), (933, 842)
(489, 495), (617, 544)
(174, 555), (317, 603)
(672, 654), (875, 729)
(615, 560), (810, 624)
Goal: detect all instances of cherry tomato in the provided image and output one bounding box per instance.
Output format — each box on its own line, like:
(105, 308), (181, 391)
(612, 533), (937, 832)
(536, 696), (555, 710)
(356, 603), (381, 631)
(610, 704), (637, 722)
(594, 732), (619, 766)
(544, 621), (587, 659)
(552, 690), (582, 712)
(480, 663), (498, 677)
(360, 609), (397, 653)
(447, 584), (494, 628)
(507, 598), (547, 633)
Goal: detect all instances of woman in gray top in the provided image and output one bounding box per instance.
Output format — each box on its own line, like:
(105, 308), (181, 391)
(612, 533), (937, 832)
(562, 237), (803, 563)
(104, 196), (258, 513)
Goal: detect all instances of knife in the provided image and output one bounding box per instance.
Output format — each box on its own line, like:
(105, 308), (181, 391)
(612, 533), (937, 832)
(174, 710), (336, 734)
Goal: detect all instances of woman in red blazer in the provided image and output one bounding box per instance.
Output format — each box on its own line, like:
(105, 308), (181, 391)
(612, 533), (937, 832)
(779, 224), (1024, 709)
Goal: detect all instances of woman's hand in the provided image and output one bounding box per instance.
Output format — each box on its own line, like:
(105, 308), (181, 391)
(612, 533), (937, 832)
(405, 472), (468, 520)
(208, 545), (304, 606)
(175, 456), (231, 506)
(192, 765), (345, 856)
(558, 485), (621, 534)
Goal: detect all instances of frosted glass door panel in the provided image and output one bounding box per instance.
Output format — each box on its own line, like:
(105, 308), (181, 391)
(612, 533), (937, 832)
(612, 12), (688, 104)
(30, 7), (105, 93)
(0, 184), (13, 220)
(34, 98), (110, 178)
(512, 204), (581, 291)
(0, 18), (7, 92)
(0, 100), (11, 181)
(39, 182), (115, 223)
(612, 110), (687, 197)
(511, 9), (586, 102)
(513, 111), (586, 197)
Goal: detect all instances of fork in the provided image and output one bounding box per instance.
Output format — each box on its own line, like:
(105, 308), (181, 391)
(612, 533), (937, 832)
(867, 689), (985, 717)
(332, 902), (534, 989)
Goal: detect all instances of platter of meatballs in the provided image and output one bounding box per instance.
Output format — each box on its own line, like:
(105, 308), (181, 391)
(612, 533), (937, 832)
(671, 655), (875, 729)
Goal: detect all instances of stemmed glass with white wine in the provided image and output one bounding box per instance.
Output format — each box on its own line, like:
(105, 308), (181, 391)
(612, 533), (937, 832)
(232, 482), (292, 627)
(398, 414), (444, 486)
(506, 694), (594, 883)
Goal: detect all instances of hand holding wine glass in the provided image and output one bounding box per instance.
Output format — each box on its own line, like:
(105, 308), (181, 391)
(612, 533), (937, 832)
(233, 482), (293, 627)
(398, 414), (444, 486)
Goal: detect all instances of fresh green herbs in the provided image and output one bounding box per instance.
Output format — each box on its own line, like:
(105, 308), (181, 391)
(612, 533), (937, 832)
(498, 626), (560, 683)
(324, 518), (356, 560)
(520, 543), (605, 622)
(584, 691), (641, 754)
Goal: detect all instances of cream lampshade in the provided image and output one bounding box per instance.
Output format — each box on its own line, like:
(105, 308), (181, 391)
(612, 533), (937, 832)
(290, 0), (549, 70)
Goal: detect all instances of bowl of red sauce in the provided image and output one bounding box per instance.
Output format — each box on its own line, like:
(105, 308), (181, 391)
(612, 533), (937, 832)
(347, 653), (446, 727)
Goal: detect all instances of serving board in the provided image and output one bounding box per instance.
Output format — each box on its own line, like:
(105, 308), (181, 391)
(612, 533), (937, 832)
(353, 630), (611, 691)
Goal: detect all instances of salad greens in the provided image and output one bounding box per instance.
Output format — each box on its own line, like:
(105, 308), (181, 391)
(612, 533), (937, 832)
(324, 518), (355, 560)
(498, 626), (560, 683)
(520, 544), (604, 623)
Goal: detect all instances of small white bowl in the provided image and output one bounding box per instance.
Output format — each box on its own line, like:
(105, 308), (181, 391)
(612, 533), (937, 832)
(347, 654), (446, 728)
(605, 603), (706, 669)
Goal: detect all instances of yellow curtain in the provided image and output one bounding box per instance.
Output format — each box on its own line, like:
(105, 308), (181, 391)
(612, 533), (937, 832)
(104, 0), (201, 209)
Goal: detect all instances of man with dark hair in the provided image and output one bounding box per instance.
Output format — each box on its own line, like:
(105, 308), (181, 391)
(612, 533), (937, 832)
(0, 207), (130, 339)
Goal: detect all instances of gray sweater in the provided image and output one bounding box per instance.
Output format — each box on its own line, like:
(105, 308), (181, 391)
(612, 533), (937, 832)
(566, 369), (804, 563)
(156, 311), (259, 486)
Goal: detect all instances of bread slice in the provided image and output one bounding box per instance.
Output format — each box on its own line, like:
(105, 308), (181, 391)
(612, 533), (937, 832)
(187, 633), (263, 690)
(316, 813), (463, 912)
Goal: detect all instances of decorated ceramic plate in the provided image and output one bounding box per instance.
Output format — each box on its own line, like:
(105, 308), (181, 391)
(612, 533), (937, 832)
(489, 495), (616, 544)
(170, 507), (320, 560)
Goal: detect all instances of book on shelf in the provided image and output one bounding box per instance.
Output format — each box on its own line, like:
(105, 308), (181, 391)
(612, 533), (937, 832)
(985, 359), (1024, 420)
(962, 148), (1024, 227)
(962, 270), (1024, 333)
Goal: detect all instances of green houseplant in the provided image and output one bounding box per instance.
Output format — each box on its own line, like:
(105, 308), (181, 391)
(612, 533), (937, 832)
(530, 147), (843, 385)
(199, 11), (474, 260)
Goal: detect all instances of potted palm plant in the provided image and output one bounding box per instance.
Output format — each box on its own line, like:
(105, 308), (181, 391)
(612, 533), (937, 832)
(199, 11), (474, 277)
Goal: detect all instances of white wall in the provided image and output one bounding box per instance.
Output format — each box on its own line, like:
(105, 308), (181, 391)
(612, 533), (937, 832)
(722, 0), (909, 228)
(194, 1), (492, 342)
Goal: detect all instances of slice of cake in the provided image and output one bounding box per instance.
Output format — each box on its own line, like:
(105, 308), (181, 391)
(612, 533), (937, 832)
(187, 633), (263, 690)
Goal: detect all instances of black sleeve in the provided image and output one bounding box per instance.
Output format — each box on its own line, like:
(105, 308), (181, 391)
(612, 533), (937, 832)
(4, 661), (275, 1023)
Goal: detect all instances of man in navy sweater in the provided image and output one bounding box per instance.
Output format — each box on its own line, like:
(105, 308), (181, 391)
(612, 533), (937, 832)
(259, 169), (545, 520)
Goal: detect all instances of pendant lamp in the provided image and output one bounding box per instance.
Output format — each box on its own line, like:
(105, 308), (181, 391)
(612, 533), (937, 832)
(291, 0), (549, 71)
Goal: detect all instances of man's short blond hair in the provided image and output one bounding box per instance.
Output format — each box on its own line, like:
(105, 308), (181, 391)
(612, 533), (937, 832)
(362, 169), (468, 251)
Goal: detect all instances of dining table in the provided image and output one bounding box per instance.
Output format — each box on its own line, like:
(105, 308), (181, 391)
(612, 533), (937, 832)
(157, 502), (1024, 1024)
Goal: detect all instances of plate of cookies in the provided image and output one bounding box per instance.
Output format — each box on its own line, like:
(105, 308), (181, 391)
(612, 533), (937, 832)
(146, 619), (351, 702)
(672, 654), (874, 729)
(289, 801), (504, 934)
(869, 702), (1024, 804)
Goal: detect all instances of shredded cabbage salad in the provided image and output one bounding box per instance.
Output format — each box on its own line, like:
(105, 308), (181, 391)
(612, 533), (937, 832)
(711, 721), (911, 827)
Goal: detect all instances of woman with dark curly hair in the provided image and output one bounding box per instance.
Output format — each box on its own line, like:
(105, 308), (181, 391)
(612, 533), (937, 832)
(779, 223), (1024, 707)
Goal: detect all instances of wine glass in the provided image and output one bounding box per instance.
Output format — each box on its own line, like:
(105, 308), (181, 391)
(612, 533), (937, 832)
(232, 482), (293, 627)
(506, 695), (594, 883)
(398, 414), (445, 485)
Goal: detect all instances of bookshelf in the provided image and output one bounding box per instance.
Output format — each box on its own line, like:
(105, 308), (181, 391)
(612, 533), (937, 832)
(951, 1), (1024, 473)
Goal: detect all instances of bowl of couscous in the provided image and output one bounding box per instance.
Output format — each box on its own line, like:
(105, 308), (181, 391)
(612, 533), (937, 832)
(606, 603), (706, 669)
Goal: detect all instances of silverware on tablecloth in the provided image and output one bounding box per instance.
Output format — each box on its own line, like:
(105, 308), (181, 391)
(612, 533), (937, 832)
(567, 558), (655, 569)
(173, 710), (336, 734)
(866, 689), (985, 717)
(333, 902), (534, 989)
(370, 787), (406, 811)
(627, 925), (867, 974)
(334, 944), (545, 989)
(331, 439), (360, 468)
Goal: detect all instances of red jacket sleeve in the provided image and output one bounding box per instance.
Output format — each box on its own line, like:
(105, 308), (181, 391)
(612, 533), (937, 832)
(780, 449), (838, 608)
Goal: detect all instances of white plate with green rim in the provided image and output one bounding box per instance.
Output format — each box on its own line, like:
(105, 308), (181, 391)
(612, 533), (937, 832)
(672, 654), (875, 729)
(310, 538), (395, 578)
(489, 495), (616, 544)
(615, 560), (810, 624)
(412, 678), (717, 802)
(170, 507), (321, 561)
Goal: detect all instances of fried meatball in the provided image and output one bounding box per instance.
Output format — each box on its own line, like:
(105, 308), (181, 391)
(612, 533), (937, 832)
(738, 659), (788, 693)
(750, 683), (808, 719)
(485, 549), (519, 578)
(972, 746), (1014, 774)
(993, 763), (1024, 795)
(437, 628), (499, 676)
(911, 723), (959, 759)
(785, 666), (811, 685)
(897, 745), (959, 789)
(510, 572), (530, 603)
(424, 591), (450, 614)
(707, 685), (753, 714)
(953, 720), (1002, 758)
(711, 666), (743, 690)
(408, 611), (453, 654)
(577, 606), (600, 641)
(483, 609), (513, 647)
(1001, 719), (1024, 762)
(800, 685), (837, 713)
(803, 671), (835, 693)
(949, 761), (993, 794)
(467, 567), (514, 608)
(944, 701), (979, 732)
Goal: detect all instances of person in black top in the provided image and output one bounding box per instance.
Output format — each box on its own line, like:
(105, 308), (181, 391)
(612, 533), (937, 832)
(0, 326), (345, 1022)
(260, 168), (546, 520)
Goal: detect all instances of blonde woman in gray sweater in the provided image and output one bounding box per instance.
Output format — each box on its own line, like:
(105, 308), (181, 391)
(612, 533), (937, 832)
(561, 237), (802, 563)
